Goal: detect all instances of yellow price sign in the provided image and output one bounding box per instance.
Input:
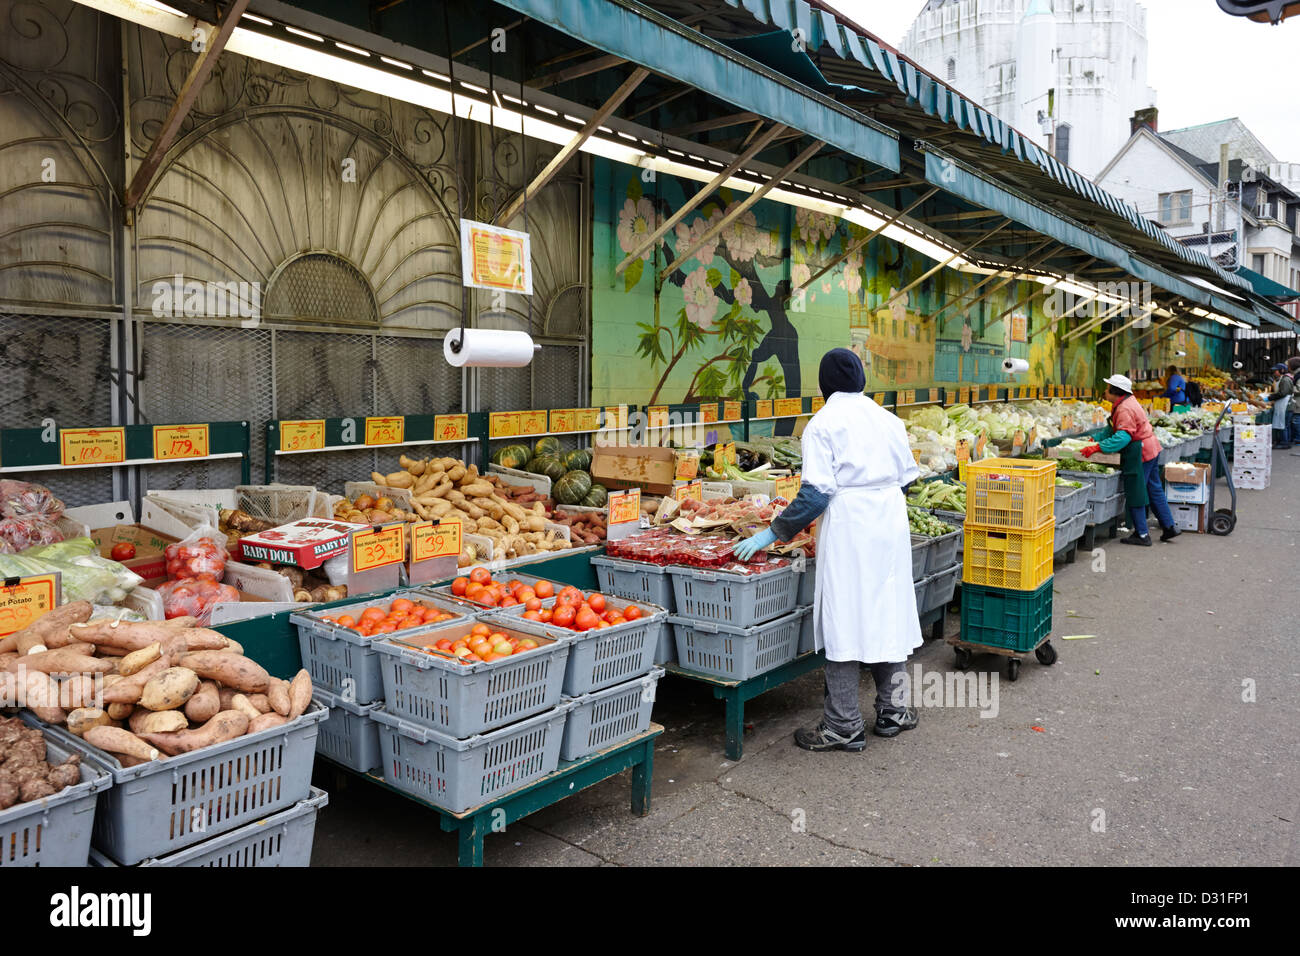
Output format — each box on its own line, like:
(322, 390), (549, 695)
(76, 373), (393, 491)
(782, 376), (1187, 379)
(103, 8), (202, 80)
(434, 414), (468, 442)
(723, 400), (742, 422)
(1012, 429), (1026, 448)
(352, 523), (405, 574)
(489, 411), (521, 438)
(576, 408), (601, 431)
(153, 424), (209, 460)
(956, 438), (971, 463)
(0, 573), (59, 638)
(60, 427), (126, 467)
(754, 399), (773, 418)
(774, 474), (801, 501)
(674, 480), (703, 502)
(976, 434), (988, 458)
(872, 393), (886, 406)
(1061, 414), (1074, 431)
(714, 441), (736, 467)
(365, 417), (404, 446)
(519, 409), (547, 435)
(900, 389), (916, 406)
(280, 420), (325, 452)
(774, 397), (802, 417)
(911, 447), (922, 465)
(1230, 402), (1249, 413)
(411, 517), (462, 562)
(699, 403), (719, 425)
(958, 387), (971, 404)
(810, 396), (825, 413)
(647, 405), (669, 429)
(674, 451), (699, 481)
(550, 409), (576, 433)
(603, 406), (627, 429)
(608, 489), (641, 525)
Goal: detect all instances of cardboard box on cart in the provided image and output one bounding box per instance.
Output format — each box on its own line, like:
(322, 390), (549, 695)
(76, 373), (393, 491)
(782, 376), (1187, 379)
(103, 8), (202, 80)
(1162, 461), (1209, 505)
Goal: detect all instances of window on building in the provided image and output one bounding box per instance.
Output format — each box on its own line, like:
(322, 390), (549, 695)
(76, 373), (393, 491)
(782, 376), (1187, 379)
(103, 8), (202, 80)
(1056, 123), (1071, 167)
(947, 57), (957, 82)
(1158, 191), (1192, 225)
(1251, 253), (1266, 275)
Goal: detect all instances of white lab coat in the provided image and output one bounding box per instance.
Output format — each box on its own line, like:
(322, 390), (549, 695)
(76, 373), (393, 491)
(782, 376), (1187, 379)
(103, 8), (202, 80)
(805, 391), (922, 663)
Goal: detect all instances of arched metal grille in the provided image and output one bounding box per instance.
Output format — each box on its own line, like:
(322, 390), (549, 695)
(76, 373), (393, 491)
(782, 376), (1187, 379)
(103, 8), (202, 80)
(264, 253), (380, 327)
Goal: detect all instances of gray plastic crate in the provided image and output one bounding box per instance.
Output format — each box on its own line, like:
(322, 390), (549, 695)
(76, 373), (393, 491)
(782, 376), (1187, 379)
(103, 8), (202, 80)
(559, 667), (664, 761)
(291, 592), (476, 703)
(669, 607), (806, 681)
(910, 535), (929, 581)
(371, 703), (570, 814)
(798, 604), (815, 654)
(492, 594), (667, 696)
(313, 686), (382, 773)
(930, 509), (965, 526)
(922, 563), (961, 613)
(1156, 445), (1177, 466)
(668, 562), (799, 629)
(589, 554), (676, 611)
(1, 714), (111, 867)
(1054, 510), (1088, 552)
(1053, 484), (1090, 523)
(53, 702), (326, 866)
(924, 525), (963, 575)
(1088, 492), (1124, 525)
(88, 788), (328, 867)
(796, 557), (816, 605)
(1058, 469), (1119, 503)
(371, 622), (571, 738)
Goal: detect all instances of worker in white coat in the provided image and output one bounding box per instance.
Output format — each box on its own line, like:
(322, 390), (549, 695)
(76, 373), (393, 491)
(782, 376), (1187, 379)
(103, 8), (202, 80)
(736, 349), (922, 751)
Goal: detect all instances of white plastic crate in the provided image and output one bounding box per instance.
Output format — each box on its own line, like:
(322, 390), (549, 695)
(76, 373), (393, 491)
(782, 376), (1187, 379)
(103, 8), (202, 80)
(669, 607), (806, 681)
(559, 667), (664, 761)
(668, 563), (799, 629)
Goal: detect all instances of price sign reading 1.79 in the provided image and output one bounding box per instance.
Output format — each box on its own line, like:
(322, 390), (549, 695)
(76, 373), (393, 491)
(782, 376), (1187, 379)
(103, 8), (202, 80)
(352, 523), (405, 574)
(153, 424), (210, 460)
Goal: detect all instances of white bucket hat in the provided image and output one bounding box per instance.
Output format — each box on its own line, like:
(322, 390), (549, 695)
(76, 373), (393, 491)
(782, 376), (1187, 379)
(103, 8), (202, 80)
(1103, 373), (1133, 393)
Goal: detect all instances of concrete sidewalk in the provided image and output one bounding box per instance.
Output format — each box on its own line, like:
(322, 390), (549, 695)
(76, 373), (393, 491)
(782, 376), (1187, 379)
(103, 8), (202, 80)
(311, 451), (1300, 866)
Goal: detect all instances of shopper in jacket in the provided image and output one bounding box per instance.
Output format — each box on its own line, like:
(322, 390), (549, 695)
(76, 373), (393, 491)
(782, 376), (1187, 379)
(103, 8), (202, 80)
(1079, 373), (1180, 545)
(1266, 364), (1293, 449)
(1162, 365), (1190, 412)
(735, 348), (921, 752)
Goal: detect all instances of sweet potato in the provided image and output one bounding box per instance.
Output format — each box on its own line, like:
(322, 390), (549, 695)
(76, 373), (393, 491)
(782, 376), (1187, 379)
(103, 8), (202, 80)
(230, 694), (261, 721)
(180, 628), (232, 651)
(0, 635), (15, 654)
(288, 669), (312, 719)
(10, 601), (93, 656)
(246, 693), (271, 714)
(460, 480), (493, 497)
(185, 680), (220, 723)
(66, 707), (113, 738)
(69, 620), (185, 653)
(118, 642), (161, 677)
(140, 667), (199, 711)
(129, 709), (188, 735)
(84, 725), (160, 762)
(106, 702), (134, 721)
(179, 651), (269, 693)
(247, 712), (289, 734)
(17, 670), (65, 724)
(223, 638), (245, 655)
(57, 674), (101, 710)
(102, 657), (173, 704)
(266, 678), (291, 717)
(141, 710), (249, 756)
(6, 648), (114, 676)
(0, 652), (18, 671)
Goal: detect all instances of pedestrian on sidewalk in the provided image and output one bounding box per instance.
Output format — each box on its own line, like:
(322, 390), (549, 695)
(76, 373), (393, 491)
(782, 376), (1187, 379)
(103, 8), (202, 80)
(1080, 373), (1180, 546)
(735, 348), (920, 752)
(1266, 364), (1293, 449)
(1162, 365), (1190, 413)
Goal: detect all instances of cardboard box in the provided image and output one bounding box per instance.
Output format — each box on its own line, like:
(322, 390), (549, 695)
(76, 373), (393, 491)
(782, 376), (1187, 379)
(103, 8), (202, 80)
(1232, 468), (1270, 490)
(1169, 503), (1205, 533)
(89, 524), (180, 582)
(1047, 445), (1120, 466)
(236, 517), (368, 569)
(1163, 462), (1209, 505)
(591, 445), (677, 496)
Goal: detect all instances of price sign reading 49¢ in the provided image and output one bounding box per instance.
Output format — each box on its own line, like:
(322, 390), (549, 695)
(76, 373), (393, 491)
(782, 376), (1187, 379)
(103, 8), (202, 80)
(0, 573), (60, 638)
(434, 414), (468, 442)
(352, 523), (405, 574)
(411, 517), (462, 562)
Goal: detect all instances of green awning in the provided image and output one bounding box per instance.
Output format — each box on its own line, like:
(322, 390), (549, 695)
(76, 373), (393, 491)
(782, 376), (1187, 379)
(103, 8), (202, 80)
(1237, 265), (1300, 302)
(921, 149), (1260, 328)
(490, 0), (901, 171)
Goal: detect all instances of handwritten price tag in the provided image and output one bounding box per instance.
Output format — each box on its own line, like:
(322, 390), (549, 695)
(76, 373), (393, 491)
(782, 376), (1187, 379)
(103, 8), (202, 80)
(153, 424), (209, 460)
(774, 474), (801, 501)
(60, 427), (125, 466)
(723, 400), (742, 422)
(489, 412), (521, 438)
(550, 409), (576, 433)
(647, 405), (669, 429)
(352, 523), (405, 574)
(608, 489), (641, 525)
(429, 414), (465, 442)
(576, 408), (601, 431)
(699, 403), (719, 425)
(872, 394), (885, 406)
(674, 480), (702, 502)
(0, 573), (59, 638)
(519, 409), (547, 435)
(716, 441), (736, 466)
(411, 517), (462, 562)
(810, 396), (825, 413)
(754, 399), (773, 418)
(280, 420), (325, 452)
(674, 451), (699, 481)
(604, 406), (627, 429)
(774, 398), (802, 417)
(956, 438), (971, 463)
(911, 448), (922, 464)
(365, 417), (404, 446)
(900, 389), (916, 406)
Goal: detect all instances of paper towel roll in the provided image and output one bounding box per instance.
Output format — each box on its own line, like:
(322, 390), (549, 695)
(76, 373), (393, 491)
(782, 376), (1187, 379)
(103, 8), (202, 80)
(1002, 357), (1030, 374)
(443, 328), (536, 367)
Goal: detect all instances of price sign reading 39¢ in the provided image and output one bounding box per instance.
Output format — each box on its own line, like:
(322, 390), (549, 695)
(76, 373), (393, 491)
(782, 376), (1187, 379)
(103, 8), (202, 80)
(352, 523), (405, 574)
(280, 420), (325, 452)
(411, 517), (462, 562)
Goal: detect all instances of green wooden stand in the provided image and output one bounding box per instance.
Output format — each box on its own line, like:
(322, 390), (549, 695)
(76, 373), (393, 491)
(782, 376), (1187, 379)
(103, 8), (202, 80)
(335, 724), (662, 866)
(664, 651), (825, 761)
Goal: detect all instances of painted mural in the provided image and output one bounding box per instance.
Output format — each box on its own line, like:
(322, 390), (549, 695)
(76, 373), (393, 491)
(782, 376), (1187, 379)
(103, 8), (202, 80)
(591, 159), (1100, 411)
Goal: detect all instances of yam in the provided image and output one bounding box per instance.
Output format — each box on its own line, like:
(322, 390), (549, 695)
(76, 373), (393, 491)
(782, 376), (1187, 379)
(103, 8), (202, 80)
(230, 694), (261, 721)
(142, 710), (249, 756)
(0, 635), (14, 654)
(246, 693), (271, 714)
(57, 675), (100, 710)
(446, 464), (467, 484)
(399, 454), (426, 475)
(266, 679), (291, 717)
(247, 712), (289, 734)
(370, 471), (388, 486)
(66, 708), (113, 738)
(430, 477), (453, 498)
(70, 620), (187, 653)
(10, 600), (93, 656)
(84, 725), (159, 763)
(460, 480), (493, 498)
(129, 709), (187, 735)
(118, 642), (161, 677)
(102, 657), (173, 705)
(179, 651), (270, 694)
(160, 616), (202, 629)
(6, 647), (112, 677)
(185, 680), (221, 723)
(384, 471), (414, 489)
(0, 652), (16, 671)
(140, 667), (200, 711)
(288, 669), (312, 719)
(18, 671), (65, 724)
(107, 703), (134, 721)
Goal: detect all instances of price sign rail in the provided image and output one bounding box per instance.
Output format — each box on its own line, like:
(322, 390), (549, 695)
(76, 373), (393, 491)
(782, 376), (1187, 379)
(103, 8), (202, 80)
(266, 413), (485, 481)
(0, 420), (250, 483)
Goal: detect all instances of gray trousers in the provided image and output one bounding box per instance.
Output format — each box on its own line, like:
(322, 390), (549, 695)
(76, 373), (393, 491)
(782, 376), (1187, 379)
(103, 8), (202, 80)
(823, 659), (909, 736)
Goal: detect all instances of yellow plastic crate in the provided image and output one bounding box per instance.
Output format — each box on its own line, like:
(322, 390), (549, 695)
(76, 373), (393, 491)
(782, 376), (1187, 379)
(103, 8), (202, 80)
(964, 457), (1057, 532)
(962, 524), (1055, 591)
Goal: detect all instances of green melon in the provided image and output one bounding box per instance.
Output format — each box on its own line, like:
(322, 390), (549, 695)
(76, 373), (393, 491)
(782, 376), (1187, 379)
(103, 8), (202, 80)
(554, 470), (593, 506)
(533, 436), (562, 458)
(529, 455), (567, 483)
(581, 484), (608, 508)
(563, 449), (592, 472)
(492, 444), (532, 470)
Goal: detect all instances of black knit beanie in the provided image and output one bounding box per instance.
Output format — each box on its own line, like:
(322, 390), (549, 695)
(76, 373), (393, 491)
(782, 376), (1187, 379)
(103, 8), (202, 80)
(818, 348), (866, 399)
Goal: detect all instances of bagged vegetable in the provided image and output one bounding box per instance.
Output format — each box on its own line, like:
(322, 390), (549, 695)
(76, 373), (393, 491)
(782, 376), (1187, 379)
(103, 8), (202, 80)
(22, 537), (144, 604)
(0, 515), (65, 551)
(158, 575), (239, 623)
(0, 479), (64, 519)
(164, 524), (229, 581)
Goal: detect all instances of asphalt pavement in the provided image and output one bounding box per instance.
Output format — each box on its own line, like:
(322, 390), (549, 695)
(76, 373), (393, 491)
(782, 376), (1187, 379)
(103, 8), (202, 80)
(310, 447), (1299, 866)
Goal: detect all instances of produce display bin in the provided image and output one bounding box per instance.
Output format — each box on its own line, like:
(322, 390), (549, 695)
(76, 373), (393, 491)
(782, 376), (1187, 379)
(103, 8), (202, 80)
(668, 607), (806, 681)
(668, 562), (799, 629)
(1057, 469), (1120, 503)
(965, 457), (1057, 531)
(911, 535), (929, 582)
(371, 622), (571, 738)
(88, 788), (329, 868)
(1053, 511), (1087, 552)
(371, 703), (570, 814)
(962, 524), (1055, 592)
(796, 557), (816, 605)
(922, 563), (962, 614)
(960, 579), (1054, 653)
(924, 525), (963, 575)
(312, 686), (382, 773)
(798, 604), (815, 654)
(930, 509), (965, 526)
(291, 592), (476, 703)
(491, 594), (667, 696)
(1156, 445), (1177, 466)
(1, 715), (112, 867)
(590, 554), (677, 612)
(53, 703), (326, 867)
(1053, 484), (1090, 523)
(559, 667), (664, 761)
(1087, 492), (1124, 525)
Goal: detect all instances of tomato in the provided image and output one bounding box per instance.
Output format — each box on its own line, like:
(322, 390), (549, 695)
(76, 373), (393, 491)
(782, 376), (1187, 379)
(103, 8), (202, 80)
(110, 542), (136, 561)
(492, 643), (514, 657)
(623, 605), (642, 621)
(522, 610), (543, 621)
(525, 597), (542, 612)
(507, 579), (524, 595)
(464, 582), (485, 600)
(575, 606), (601, 631)
(534, 580), (554, 598)
(555, 591), (578, 608)
(607, 616), (626, 627)
(552, 605), (576, 628)
(360, 607), (384, 622)
(376, 623), (397, 634)
(518, 638), (538, 650)
(469, 567), (492, 585)
(516, 587), (536, 604)
(336, 615), (357, 628)
(501, 596), (519, 607)
(471, 622), (491, 637)
(587, 593), (606, 613)
(391, 598), (414, 614)
(560, 586), (583, 604)
(451, 576), (469, 596)
(539, 609), (554, 623)
(595, 620), (612, 629)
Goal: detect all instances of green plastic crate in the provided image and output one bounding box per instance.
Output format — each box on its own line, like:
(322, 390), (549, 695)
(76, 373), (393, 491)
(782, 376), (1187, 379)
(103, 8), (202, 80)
(959, 579), (1053, 653)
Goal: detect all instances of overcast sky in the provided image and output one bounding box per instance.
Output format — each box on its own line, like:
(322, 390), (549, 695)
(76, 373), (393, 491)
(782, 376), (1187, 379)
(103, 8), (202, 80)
(827, 1), (1300, 164)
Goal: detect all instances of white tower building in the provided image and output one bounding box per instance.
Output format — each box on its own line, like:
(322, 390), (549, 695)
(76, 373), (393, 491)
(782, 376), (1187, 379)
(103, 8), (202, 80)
(900, 0), (1157, 180)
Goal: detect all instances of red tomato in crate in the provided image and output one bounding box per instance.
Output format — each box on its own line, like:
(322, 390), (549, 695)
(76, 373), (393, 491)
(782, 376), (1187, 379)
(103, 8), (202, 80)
(110, 542), (136, 561)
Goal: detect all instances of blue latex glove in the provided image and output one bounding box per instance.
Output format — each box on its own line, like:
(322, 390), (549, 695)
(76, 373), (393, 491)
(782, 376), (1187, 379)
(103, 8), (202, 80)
(734, 527), (777, 562)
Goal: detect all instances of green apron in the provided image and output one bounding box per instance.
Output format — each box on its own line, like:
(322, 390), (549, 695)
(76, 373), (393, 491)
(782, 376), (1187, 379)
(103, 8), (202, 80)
(1119, 439), (1148, 509)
